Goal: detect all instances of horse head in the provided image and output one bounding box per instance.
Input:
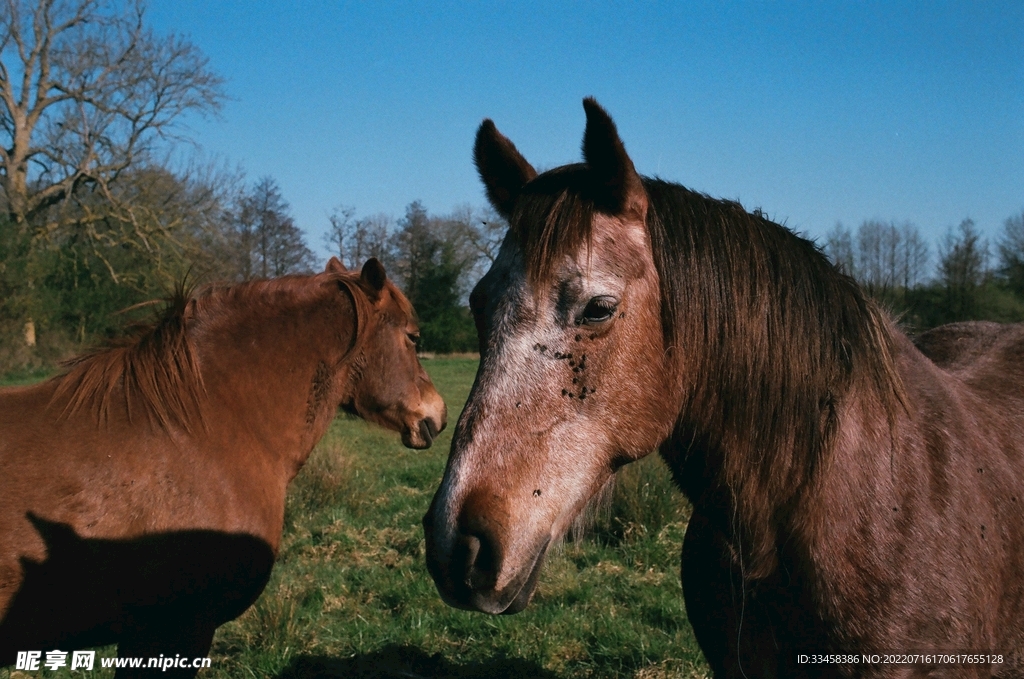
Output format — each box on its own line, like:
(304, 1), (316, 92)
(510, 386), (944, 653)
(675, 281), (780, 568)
(333, 257), (447, 449)
(423, 99), (679, 613)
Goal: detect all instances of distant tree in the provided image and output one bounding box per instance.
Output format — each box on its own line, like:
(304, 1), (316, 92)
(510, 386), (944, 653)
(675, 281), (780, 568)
(352, 214), (391, 265)
(324, 205), (356, 264)
(998, 209), (1024, 297)
(234, 177), (315, 279)
(824, 222), (856, 276)
(412, 238), (473, 353)
(388, 201), (478, 352)
(898, 222), (929, 290)
(856, 220), (903, 297)
(324, 205), (390, 270)
(450, 203), (507, 286)
(0, 0), (224, 235)
(937, 218), (989, 321)
(318, 200), (506, 353)
(388, 201), (432, 301)
(823, 220), (928, 311)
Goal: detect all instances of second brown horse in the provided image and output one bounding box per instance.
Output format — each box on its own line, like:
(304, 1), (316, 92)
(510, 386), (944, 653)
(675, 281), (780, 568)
(0, 258), (445, 677)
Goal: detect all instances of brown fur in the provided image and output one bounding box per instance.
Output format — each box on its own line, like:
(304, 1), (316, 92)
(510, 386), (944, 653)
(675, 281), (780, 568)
(1, 258), (446, 677)
(424, 99), (1024, 677)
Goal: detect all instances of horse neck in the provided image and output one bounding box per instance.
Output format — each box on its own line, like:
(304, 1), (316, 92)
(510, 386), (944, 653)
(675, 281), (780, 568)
(655, 192), (903, 577)
(194, 283), (359, 474)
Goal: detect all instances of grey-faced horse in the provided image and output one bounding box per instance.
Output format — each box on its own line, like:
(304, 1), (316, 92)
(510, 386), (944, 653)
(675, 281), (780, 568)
(424, 99), (1024, 677)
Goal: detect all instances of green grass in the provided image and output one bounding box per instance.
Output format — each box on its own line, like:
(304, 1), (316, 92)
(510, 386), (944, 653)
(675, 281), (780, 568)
(2, 357), (709, 678)
(208, 356), (707, 678)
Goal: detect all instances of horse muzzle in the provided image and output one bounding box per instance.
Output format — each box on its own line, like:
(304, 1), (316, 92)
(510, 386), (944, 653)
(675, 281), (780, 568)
(422, 495), (550, 614)
(402, 412), (445, 449)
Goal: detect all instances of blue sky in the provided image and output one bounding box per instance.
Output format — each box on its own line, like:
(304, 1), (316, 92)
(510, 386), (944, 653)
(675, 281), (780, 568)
(147, 1), (1023, 263)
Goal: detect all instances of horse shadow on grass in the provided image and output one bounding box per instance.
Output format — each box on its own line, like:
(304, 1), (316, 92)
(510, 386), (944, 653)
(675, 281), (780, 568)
(1, 513), (274, 664)
(275, 644), (558, 679)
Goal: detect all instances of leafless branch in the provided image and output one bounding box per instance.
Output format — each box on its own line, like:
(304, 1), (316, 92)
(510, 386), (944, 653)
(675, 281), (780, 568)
(0, 0), (224, 248)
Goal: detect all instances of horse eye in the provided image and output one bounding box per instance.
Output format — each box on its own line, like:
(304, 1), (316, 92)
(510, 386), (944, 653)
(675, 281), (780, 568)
(407, 332), (420, 346)
(579, 297), (618, 325)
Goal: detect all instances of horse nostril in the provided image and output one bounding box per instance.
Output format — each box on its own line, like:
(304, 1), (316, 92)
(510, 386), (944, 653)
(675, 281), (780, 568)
(452, 521), (501, 592)
(455, 534), (481, 587)
(418, 419), (434, 447)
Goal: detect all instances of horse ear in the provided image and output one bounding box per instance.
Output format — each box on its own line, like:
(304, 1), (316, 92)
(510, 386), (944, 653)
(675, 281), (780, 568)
(360, 257), (387, 293)
(581, 97), (645, 217)
(326, 256), (346, 274)
(474, 119), (537, 220)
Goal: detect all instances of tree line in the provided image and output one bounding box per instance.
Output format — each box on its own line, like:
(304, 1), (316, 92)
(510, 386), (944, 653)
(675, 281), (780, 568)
(1, 0), (1022, 376)
(0, 0), (505, 373)
(823, 214), (1024, 330)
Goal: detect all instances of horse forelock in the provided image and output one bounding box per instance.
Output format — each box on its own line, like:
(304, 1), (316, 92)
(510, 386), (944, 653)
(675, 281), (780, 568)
(510, 165), (597, 289)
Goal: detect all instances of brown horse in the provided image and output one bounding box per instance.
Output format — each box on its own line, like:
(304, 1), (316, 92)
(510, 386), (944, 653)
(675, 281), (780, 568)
(423, 99), (1024, 677)
(0, 258), (446, 677)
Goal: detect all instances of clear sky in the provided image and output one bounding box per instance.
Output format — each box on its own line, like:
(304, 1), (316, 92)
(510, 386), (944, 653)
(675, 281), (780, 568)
(146, 1), (1023, 263)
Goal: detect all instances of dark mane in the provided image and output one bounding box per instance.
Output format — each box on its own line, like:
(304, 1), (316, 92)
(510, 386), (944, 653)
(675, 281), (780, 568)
(50, 272), (368, 432)
(513, 171), (905, 571)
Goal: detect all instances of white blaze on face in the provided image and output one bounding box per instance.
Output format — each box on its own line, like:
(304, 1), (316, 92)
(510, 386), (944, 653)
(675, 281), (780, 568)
(429, 215), (664, 593)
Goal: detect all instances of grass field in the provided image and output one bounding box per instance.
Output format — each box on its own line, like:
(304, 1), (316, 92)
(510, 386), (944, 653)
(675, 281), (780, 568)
(2, 358), (709, 679)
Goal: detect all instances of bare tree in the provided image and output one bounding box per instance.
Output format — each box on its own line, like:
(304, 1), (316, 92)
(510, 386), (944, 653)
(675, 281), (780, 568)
(847, 219), (929, 297)
(823, 222), (855, 277)
(324, 204), (356, 264)
(856, 220), (897, 295)
(450, 204), (506, 264)
(324, 205), (390, 269)
(898, 221), (929, 290)
(353, 214), (391, 265)
(0, 0), (224, 236)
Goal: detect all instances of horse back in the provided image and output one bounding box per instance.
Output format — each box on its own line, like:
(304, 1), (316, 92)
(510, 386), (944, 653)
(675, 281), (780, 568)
(914, 321), (1024, 378)
(907, 323), (1024, 667)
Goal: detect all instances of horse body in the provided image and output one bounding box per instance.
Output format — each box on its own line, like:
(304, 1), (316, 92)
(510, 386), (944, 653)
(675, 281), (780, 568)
(423, 99), (1024, 677)
(1, 258), (445, 676)
(681, 326), (1024, 676)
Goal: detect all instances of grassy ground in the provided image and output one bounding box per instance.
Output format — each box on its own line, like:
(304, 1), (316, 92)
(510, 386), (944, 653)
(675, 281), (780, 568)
(2, 358), (709, 678)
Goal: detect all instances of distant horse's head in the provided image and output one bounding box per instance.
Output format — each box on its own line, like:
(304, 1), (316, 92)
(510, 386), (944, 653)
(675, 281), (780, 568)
(423, 100), (679, 613)
(334, 257), (447, 449)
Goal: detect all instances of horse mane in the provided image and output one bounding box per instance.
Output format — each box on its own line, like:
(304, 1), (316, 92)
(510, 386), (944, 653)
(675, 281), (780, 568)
(52, 280), (205, 432)
(51, 271), (369, 433)
(512, 170), (905, 573)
